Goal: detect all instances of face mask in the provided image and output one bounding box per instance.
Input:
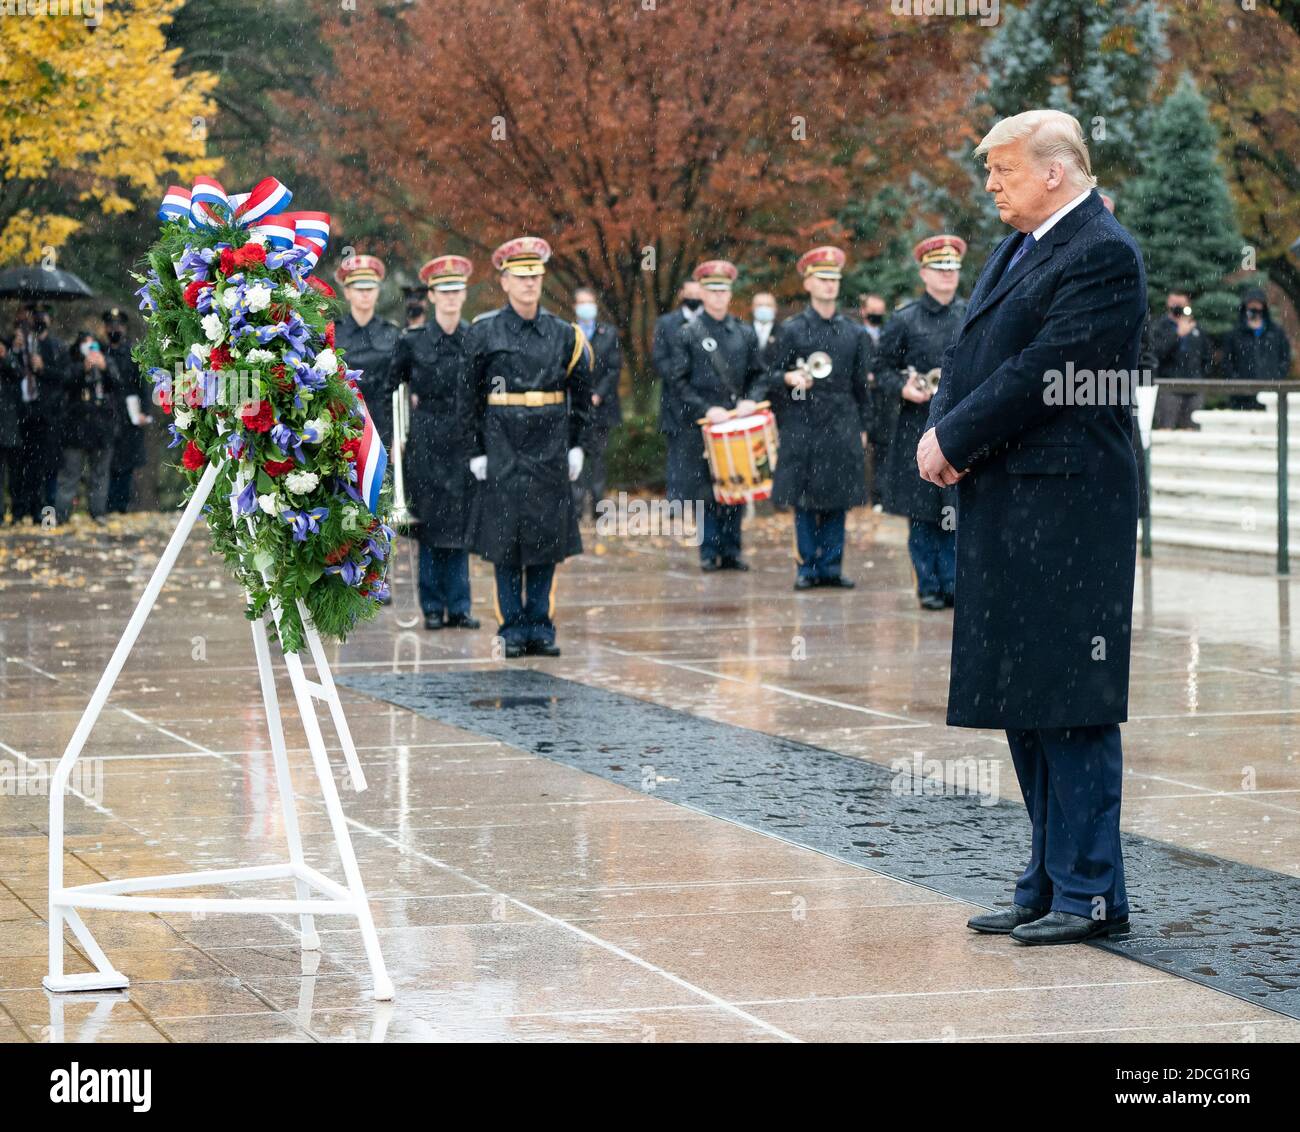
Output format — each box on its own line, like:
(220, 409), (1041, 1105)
(752, 307), (775, 324)
(406, 301), (425, 320)
(683, 298), (703, 312)
(107, 329), (124, 344)
(574, 302), (597, 322)
(33, 316), (48, 331)
(865, 313), (884, 326)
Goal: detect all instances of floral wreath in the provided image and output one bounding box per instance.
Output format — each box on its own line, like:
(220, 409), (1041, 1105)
(131, 177), (394, 653)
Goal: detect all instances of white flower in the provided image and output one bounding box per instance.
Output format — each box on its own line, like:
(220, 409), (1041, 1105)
(245, 348), (275, 364)
(247, 232), (268, 246)
(245, 281), (274, 313)
(173, 408), (194, 429)
(283, 470), (319, 495)
(304, 416), (329, 442)
(161, 336), (173, 350)
(191, 342), (211, 361)
(314, 348), (338, 375)
(257, 493), (280, 516)
(220, 287), (239, 310)
(201, 313), (225, 343)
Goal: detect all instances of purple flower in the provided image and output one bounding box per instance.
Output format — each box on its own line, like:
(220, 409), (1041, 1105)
(280, 506), (329, 542)
(166, 423), (183, 449)
(326, 560), (365, 586)
(227, 433), (246, 461)
(177, 246), (216, 282)
(231, 479), (257, 518)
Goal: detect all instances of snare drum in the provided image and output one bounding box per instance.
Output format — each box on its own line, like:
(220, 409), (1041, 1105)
(701, 408), (779, 506)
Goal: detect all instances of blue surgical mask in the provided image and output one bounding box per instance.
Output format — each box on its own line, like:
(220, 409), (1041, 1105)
(574, 302), (598, 322)
(753, 306), (775, 324)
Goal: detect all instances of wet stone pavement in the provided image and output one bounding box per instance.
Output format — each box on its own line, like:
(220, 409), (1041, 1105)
(2, 508), (1300, 1042)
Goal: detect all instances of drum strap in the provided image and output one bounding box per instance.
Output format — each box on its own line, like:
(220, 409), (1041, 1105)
(687, 318), (738, 401)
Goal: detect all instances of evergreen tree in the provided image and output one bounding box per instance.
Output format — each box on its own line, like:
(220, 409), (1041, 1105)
(983, 0), (1168, 186)
(1124, 75), (1243, 334)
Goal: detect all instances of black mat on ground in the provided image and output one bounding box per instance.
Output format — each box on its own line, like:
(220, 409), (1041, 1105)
(341, 668), (1300, 1020)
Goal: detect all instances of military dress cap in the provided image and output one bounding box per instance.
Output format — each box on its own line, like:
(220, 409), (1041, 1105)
(692, 259), (738, 290)
(419, 254), (473, 292)
(334, 254), (386, 289)
(492, 236), (551, 276)
(797, 246), (847, 280)
(913, 235), (966, 271)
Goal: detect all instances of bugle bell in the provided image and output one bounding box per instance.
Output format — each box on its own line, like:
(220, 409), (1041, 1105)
(795, 351), (833, 382)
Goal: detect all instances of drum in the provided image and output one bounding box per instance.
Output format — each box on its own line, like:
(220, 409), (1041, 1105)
(700, 407), (779, 506)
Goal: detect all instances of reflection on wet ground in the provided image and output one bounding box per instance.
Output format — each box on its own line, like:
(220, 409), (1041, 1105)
(2, 509), (1299, 1042)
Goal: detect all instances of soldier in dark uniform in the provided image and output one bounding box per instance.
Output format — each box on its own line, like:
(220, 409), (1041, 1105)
(462, 236), (592, 658)
(102, 308), (150, 514)
(763, 247), (872, 589)
(401, 283), (428, 332)
(391, 255), (481, 632)
(653, 280), (703, 461)
(334, 254), (401, 451)
(665, 259), (766, 571)
(571, 286), (622, 517)
(876, 235), (968, 609)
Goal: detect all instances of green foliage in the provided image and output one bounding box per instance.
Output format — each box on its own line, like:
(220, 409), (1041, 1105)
(1124, 76), (1243, 335)
(606, 410), (668, 492)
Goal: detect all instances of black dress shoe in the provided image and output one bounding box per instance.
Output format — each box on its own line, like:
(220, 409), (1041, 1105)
(794, 576), (815, 591)
(919, 593), (947, 610)
(423, 613), (445, 631)
(527, 641), (562, 657)
(700, 558), (721, 572)
(1010, 910), (1130, 946)
(967, 904), (1048, 934)
(819, 575), (855, 588)
(445, 613), (481, 629)
(503, 642), (526, 659)
(720, 557), (750, 571)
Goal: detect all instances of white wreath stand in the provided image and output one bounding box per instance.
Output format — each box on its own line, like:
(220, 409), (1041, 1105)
(45, 460), (394, 1001)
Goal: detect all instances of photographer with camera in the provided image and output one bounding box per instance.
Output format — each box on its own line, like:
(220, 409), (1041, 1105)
(1151, 289), (1212, 429)
(54, 331), (119, 525)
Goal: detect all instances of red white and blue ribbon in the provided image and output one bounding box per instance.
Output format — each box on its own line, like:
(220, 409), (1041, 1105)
(157, 177), (330, 267)
(355, 395), (388, 515)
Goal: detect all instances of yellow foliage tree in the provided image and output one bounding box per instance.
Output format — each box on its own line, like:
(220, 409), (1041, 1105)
(0, 0), (219, 265)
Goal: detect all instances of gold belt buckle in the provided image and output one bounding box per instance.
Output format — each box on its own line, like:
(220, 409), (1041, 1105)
(523, 390), (546, 407)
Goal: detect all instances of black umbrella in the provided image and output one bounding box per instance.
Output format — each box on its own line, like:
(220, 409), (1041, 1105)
(0, 265), (95, 301)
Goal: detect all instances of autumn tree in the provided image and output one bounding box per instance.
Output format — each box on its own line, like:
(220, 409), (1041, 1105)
(0, 0), (217, 266)
(298, 0), (978, 411)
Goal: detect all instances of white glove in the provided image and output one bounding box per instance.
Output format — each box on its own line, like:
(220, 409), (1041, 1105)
(568, 446), (585, 482)
(469, 455), (487, 481)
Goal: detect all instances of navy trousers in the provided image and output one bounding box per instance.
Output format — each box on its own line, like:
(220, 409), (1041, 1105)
(493, 562), (556, 646)
(907, 517), (955, 598)
(794, 508), (845, 581)
(701, 500), (743, 563)
(1006, 724), (1129, 921)
(419, 544), (471, 618)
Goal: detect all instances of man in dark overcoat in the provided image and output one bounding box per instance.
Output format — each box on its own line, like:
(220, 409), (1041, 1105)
(918, 109), (1146, 945)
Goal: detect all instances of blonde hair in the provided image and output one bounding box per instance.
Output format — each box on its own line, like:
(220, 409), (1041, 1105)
(975, 109), (1098, 190)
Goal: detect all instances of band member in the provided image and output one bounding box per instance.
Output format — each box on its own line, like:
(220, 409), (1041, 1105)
(764, 247), (872, 589)
(391, 255), (481, 631)
(462, 236), (592, 658)
(571, 286), (622, 518)
(334, 254), (402, 451)
(654, 280), (704, 454)
(665, 260), (766, 571)
(876, 235), (967, 609)
(102, 308), (150, 514)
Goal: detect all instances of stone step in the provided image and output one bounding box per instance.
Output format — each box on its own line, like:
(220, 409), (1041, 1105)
(1189, 409), (1295, 435)
(1146, 521), (1280, 556)
(1149, 474), (1284, 503)
(1149, 451), (1297, 477)
(1150, 497), (1290, 533)
(1150, 429), (1282, 452)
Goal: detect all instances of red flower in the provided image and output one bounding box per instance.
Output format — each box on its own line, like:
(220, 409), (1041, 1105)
(182, 280), (212, 308)
(269, 362), (293, 393)
(239, 399), (275, 433)
(208, 344), (232, 369)
(232, 243), (266, 268)
(324, 541), (354, 566)
(340, 437), (361, 462)
(157, 388), (173, 415)
(306, 275), (335, 298)
(325, 321), (335, 348)
(181, 440), (205, 471)
(270, 303), (290, 322)
(219, 248), (236, 276)
(263, 458), (296, 478)
(327, 400), (348, 419)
